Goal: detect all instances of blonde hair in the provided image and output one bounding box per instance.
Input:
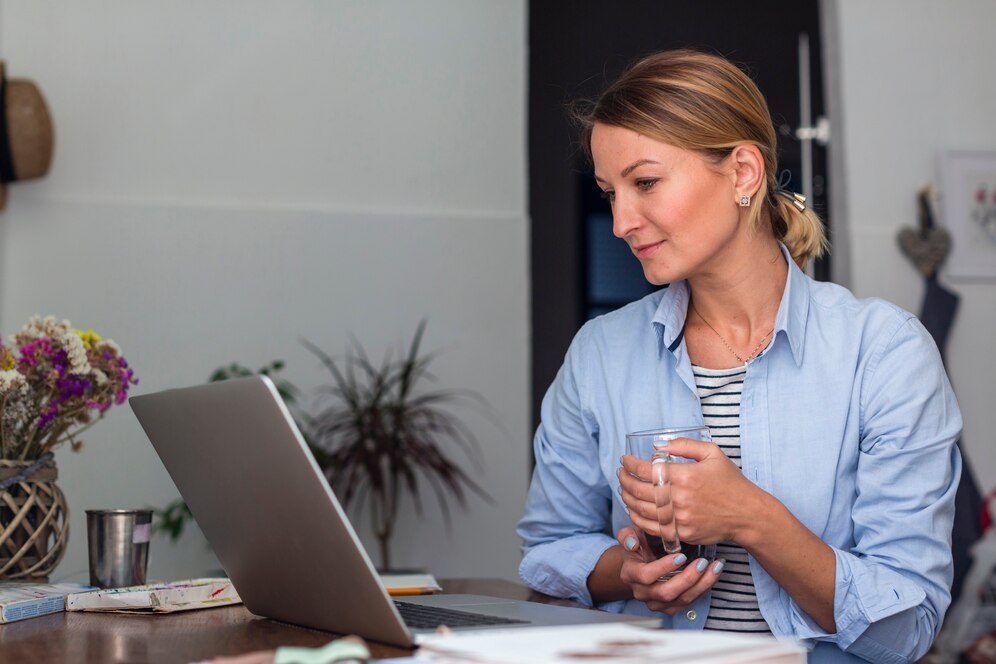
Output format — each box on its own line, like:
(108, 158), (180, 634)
(577, 49), (827, 267)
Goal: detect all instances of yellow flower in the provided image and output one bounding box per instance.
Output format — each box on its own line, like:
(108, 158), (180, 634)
(1, 354), (14, 371)
(75, 329), (102, 350)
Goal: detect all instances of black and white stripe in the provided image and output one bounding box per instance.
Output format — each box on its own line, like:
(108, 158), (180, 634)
(693, 364), (771, 635)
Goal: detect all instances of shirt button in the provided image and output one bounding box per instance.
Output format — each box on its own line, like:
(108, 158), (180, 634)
(686, 610), (697, 621)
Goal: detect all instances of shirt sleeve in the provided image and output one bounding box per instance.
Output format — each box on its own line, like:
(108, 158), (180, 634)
(788, 315), (962, 663)
(516, 324), (619, 607)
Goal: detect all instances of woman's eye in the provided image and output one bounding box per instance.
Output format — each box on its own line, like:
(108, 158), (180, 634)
(600, 190), (615, 204)
(636, 178), (658, 191)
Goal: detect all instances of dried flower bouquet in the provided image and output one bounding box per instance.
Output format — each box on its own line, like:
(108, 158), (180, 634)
(0, 316), (138, 460)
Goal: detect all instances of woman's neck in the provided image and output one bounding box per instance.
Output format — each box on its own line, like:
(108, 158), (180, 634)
(686, 235), (788, 342)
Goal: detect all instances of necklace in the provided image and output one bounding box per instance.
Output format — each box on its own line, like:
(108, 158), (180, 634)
(691, 303), (773, 367)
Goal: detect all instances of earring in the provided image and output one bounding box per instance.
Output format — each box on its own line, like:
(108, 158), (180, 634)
(739, 194), (751, 207)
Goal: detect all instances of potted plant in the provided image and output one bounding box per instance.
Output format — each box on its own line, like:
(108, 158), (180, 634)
(0, 315), (138, 578)
(303, 321), (491, 571)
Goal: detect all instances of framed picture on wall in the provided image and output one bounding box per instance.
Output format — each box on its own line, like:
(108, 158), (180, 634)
(938, 150), (996, 280)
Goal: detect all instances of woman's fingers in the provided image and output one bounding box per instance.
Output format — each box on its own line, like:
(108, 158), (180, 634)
(618, 458), (654, 496)
(617, 484), (659, 532)
(619, 453), (647, 475)
(644, 558), (726, 614)
(619, 542), (687, 584)
(617, 461), (658, 526)
(616, 527), (725, 614)
(662, 558), (725, 611)
(627, 557), (698, 601)
(623, 507), (659, 536)
(617, 526), (640, 550)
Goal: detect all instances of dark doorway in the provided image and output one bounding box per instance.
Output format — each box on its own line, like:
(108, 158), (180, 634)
(529, 1), (828, 427)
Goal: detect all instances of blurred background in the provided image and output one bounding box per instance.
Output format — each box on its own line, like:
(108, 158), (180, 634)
(0, 0), (993, 600)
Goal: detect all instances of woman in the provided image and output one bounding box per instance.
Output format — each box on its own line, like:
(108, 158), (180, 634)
(516, 50), (961, 663)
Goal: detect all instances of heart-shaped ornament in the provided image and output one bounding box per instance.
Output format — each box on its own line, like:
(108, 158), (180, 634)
(897, 226), (951, 277)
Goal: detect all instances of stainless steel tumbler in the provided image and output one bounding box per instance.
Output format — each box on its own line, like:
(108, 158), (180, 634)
(85, 509), (152, 588)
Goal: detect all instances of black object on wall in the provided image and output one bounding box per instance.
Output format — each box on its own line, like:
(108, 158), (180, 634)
(529, 1), (828, 428)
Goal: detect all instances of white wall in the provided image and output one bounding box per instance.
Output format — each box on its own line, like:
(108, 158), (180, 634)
(0, 1), (529, 582)
(835, 1), (996, 488)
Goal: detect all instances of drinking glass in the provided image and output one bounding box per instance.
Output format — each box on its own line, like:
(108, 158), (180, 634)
(624, 427), (716, 578)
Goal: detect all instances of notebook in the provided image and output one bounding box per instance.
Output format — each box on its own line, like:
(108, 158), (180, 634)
(130, 376), (657, 647)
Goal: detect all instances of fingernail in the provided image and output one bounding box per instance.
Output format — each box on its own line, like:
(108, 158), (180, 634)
(616, 467), (622, 477)
(624, 506), (630, 515)
(673, 553), (687, 566)
(616, 485), (622, 495)
(624, 536), (638, 551)
(712, 560), (725, 574)
(696, 559), (708, 573)
(619, 455), (625, 466)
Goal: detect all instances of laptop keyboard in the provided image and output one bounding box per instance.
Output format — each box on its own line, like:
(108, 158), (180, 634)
(394, 600), (530, 629)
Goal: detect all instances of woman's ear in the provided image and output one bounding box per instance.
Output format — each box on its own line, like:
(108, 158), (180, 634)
(730, 144), (765, 202)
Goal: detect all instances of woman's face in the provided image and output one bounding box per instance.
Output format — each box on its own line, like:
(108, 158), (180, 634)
(591, 123), (743, 286)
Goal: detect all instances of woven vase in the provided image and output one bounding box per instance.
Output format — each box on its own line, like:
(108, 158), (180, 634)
(0, 459), (69, 579)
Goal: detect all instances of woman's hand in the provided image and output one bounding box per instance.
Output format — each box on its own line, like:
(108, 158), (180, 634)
(616, 527), (724, 614)
(618, 437), (763, 547)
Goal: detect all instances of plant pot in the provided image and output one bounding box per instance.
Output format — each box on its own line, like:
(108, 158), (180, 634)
(0, 458), (69, 580)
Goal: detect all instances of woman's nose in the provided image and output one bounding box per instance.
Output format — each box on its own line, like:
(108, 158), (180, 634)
(611, 194), (641, 239)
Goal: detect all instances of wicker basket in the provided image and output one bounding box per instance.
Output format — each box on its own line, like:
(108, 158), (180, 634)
(0, 458), (69, 579)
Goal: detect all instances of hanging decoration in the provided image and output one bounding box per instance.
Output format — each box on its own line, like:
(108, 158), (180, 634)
(0, 61), (54, 210)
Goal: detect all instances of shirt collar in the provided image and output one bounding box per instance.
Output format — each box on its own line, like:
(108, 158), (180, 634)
(773, 243), (810, 367)
(651, 243), (810, 366)
(652, 282), (690, 359)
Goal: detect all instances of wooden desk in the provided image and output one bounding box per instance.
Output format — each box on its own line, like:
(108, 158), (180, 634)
(1, 579), (583, 663)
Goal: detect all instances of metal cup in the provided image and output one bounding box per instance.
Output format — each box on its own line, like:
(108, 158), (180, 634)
(85, 509), (152, 588)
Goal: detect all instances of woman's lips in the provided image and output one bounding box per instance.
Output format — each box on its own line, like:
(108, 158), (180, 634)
(632, 240), (664, 260)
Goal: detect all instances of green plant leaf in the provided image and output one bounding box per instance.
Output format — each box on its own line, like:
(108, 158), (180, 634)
(154, 497), (194, 543)
(303, 321), (494, 568)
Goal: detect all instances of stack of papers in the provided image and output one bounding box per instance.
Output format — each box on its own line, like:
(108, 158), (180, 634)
(66, 578), (241, 614)
(416, 623), (805, 663)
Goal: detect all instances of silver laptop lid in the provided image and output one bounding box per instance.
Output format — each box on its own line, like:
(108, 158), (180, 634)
(131, 376), (415, 647)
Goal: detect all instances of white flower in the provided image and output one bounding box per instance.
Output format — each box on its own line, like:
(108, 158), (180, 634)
(64, 332), (91, 375)
(15, 315), (74, 348)
(99, 339), (122, 356)
(0, 369), (27, 394)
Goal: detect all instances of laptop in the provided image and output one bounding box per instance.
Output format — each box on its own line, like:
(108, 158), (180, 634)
(130, 376), (657, 647)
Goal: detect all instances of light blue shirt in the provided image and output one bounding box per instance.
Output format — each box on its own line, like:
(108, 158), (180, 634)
(517, 248), (962, 663)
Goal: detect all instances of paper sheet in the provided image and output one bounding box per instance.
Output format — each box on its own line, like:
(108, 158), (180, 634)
(415, 622), (805, 663)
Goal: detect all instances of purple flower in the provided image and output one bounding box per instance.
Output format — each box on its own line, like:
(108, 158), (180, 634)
(17, 338), (54, 367)
(38, 405), (59, 428)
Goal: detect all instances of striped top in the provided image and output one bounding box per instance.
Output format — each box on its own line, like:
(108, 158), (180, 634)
(693, 364), (772, 635)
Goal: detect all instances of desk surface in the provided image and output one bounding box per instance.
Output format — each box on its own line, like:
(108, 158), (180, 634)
(1, 579), (582, 663)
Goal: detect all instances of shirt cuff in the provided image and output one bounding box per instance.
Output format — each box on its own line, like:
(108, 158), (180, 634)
(787, 546), (928, 661)
(519, 533), (619, 606)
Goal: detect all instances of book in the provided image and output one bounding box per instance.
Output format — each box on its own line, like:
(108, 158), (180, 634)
(65, 578), (241, 614)
(380, 572), (442, 596)
(0, 582), (95, 623)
